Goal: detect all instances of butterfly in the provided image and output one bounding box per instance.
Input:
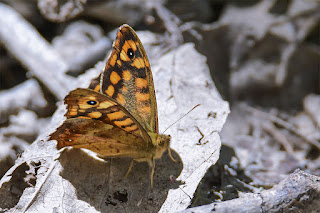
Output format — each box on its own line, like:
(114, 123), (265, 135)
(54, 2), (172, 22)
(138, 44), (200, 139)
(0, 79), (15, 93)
(50, 24), (176, 191)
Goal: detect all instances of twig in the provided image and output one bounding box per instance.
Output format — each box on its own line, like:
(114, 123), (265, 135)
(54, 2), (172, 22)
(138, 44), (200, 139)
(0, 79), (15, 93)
(261, 121), (294, 155)
(181, 170), (320, 212)
(0, 79), (47, 121)
(0, 3), (73, 100)
(37, 0), (87, 22)
(151, 3), (183, 48)
(246, 105), (320, 150)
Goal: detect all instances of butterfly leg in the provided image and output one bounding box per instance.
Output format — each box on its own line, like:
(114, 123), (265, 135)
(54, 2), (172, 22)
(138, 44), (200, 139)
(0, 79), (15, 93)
(122, 159), (134, 180)
(168, 147), (177, 163)
(150, 158), (155, 192)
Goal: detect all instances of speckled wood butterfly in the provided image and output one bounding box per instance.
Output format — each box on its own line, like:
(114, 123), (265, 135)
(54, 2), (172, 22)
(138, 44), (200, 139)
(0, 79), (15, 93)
(50, 24), (176, 190)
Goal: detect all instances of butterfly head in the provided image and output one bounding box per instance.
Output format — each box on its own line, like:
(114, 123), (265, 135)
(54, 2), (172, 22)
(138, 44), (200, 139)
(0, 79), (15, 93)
(157, 134), (171, 147)
(149, 133), (171, 159)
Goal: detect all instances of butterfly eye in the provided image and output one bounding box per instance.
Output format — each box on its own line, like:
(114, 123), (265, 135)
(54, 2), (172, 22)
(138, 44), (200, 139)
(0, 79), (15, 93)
(87, 100), (97, 105)
(127, 48), (134, 59)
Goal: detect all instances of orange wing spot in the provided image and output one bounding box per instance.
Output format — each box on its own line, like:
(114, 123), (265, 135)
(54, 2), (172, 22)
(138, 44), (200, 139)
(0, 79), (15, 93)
(116, 94), (126, 105)
(67, 111), (78, 117)
(122, 70), (131, 81)
(105, 85), (115, 97)
(131, 58), (145, 69)
(138, 106), (151, 114)
(127, 40), (137, 51)
(135, 92), (150, 101)
(98, 100), (115, 109)
(67, 108), (78, 115)
(110, 71), (121, 85)
(109, 53), (117, 67)
(107, 110), (126, 121)
(93, 84), (100, 92)
(117, 60), (122, 66)
(123, 125), (139, 132)
(78, 109), (85, 113)
(114, 118), (132, 127)
(120, 50), (130, 61)
(122, 86), (128, 92)
(77, 116), (90, 119)
(135, 78), (148, 88)
(78, 104), (93, 110)
(88, 111), (102, 119)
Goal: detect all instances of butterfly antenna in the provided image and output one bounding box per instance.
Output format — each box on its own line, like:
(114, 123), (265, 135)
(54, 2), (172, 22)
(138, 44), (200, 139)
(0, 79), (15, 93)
(163, 104), (200, 134)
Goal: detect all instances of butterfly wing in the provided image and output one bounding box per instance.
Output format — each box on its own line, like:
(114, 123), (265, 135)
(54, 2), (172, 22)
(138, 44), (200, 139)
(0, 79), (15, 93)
(50, 88), (152, 148)
(89, 24), (158, 134)
(49, 118), (153, 159)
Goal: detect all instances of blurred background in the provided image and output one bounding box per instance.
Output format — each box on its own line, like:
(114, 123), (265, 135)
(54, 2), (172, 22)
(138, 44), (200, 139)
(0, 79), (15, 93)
(0, 0), (319, 209)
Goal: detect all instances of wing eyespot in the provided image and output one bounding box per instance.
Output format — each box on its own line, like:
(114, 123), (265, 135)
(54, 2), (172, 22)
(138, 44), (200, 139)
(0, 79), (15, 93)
(127, 48), (134, 59)
(87, 100), (97, 105)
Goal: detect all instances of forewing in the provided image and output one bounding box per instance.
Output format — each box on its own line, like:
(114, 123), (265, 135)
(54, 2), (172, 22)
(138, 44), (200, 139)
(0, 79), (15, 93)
(49, 118), (152, 159)
(89, 24), (158, 133)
